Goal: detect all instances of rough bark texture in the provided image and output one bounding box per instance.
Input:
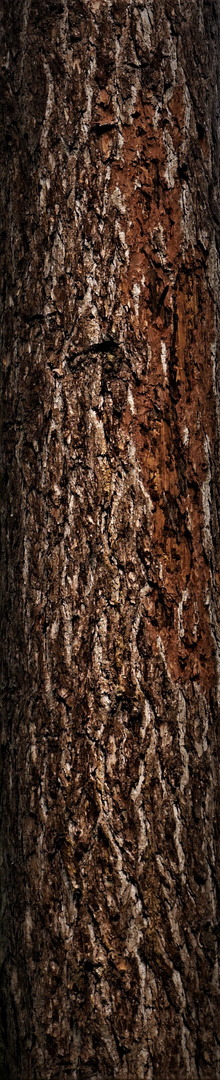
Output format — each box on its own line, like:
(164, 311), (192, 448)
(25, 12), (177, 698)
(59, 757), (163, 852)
(0, 1), (220, 1078)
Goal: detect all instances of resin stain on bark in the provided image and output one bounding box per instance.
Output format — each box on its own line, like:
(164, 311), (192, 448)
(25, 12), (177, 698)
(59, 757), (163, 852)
(109, 82), (219, 701)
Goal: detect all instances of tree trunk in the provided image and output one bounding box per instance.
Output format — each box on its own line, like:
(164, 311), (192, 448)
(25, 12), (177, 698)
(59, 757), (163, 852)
(0, 1), (220, 1077)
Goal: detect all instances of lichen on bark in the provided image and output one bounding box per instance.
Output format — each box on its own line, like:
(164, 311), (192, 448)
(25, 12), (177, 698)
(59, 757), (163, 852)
(0, 1), (220, 1078)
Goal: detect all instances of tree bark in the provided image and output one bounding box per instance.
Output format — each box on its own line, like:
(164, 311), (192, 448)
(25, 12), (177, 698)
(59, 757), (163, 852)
(0, 1), (220, 1077)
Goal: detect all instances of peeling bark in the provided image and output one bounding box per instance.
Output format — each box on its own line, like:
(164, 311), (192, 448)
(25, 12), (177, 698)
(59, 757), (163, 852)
(0, 2), (220, 1078)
